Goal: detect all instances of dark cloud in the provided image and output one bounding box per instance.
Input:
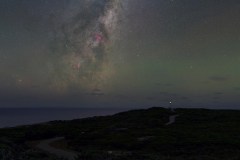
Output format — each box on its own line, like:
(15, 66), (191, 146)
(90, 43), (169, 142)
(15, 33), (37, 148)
(213, 92), (223, 95)
(209, 76), (228, 82)
(233, 87), (240, 91)
(92, 88), (102, 93)
(180, 96), (188, 100)
(212, 96), (221, 100)
(146, 96), (156, 100)
(88, 89), (105, 96)
(155, 83), (174, 87)
(89, 92), (105, 96)
(164, 83), (174, 87)
(158, 91), (169, 95)
(158, 92), (178, 98)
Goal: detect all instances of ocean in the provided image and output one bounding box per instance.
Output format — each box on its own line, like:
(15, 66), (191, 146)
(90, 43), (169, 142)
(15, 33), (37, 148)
(0, 108), (130, 128)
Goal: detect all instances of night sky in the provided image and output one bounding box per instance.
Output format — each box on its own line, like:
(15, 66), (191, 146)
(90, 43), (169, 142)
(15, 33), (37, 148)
(1, 0), (240, 109)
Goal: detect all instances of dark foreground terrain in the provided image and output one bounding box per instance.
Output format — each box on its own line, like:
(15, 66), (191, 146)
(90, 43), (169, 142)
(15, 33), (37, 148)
(1, 107), (240, 160)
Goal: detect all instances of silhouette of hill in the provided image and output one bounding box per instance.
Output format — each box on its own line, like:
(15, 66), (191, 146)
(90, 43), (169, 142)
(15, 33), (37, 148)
(1, 107), (240, 159)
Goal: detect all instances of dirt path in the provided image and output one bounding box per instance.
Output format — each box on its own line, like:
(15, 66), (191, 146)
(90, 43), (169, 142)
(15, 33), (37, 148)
(165, 114), (179, 125)
(165, 108), (179, 125)
(36, 137), (78, 160)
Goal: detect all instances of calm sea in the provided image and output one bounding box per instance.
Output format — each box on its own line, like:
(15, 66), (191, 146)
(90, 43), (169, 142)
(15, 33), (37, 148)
(0, 108), (130, 128)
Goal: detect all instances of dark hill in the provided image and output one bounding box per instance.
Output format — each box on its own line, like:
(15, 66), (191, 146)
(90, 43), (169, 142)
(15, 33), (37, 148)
(1, 107), (240, 159)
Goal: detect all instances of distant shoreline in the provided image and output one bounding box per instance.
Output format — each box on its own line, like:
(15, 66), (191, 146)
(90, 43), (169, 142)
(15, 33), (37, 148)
(1, 107), (240, 129)
(0, 108), (130, 128)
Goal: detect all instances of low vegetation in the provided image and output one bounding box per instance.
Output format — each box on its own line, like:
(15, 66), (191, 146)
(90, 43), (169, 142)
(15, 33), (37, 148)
(1, 107), (240, 159)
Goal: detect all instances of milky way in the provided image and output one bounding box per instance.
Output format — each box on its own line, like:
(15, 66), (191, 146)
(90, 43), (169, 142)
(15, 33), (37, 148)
(47, 0), (122, 93)
(1, 0), (240, 108)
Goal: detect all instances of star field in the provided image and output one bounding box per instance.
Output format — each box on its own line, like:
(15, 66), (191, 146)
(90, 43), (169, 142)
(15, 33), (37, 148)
(0, 0), (240, 108)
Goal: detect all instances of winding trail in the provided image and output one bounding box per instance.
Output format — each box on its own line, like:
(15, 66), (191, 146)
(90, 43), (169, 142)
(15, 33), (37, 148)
(165, 115), (179, 125)
(165, 108), (179, 125)
(36, 137), (78, 160)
